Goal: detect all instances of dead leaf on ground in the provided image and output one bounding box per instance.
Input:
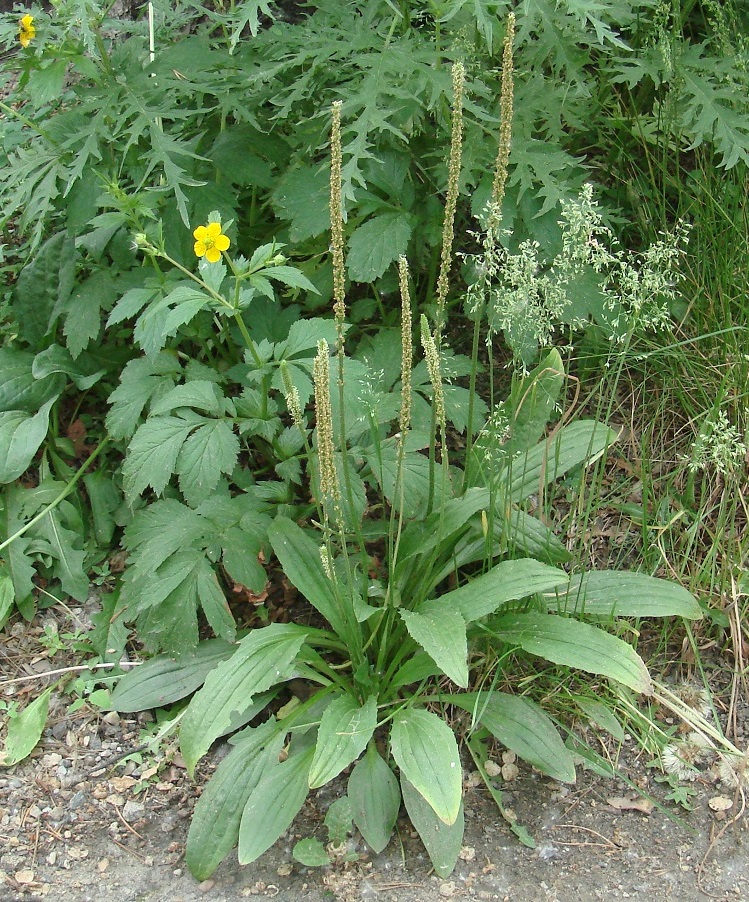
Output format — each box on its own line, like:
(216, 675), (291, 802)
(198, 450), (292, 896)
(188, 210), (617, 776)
(607, 796), (655, 815)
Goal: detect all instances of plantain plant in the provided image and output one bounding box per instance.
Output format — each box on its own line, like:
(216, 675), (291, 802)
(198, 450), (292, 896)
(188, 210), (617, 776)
(111, 81), (701, 876)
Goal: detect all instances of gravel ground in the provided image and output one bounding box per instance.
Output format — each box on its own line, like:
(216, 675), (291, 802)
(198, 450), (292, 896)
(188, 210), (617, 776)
(1, 605), (748, 902)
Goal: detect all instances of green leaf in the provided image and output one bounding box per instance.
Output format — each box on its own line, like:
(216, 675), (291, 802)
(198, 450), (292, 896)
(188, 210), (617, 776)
(292, 838), (331, 867)
(122, 416), (196, 502)
(506, 420), (616, 502)
(238, 746), (314, 864)
(186, 721), (284, 880)
(180, 623), (308, 774)
(0, 399), (57, 484)
(272, 165), (330, 242)
(0, 687), (53, 767)
(573, 696), (625, 742)
(308, 695), (377, 789)
(111, 639), (237, 712)
(268, 517), (347, 638)
(401, 777), (464, 878)
(390, 709), (462, 825)
(149, 381), (226, 418)
(347, 211), (413, 283)
(428, 559), (569, 623)
(348, 743), (400, 854)
(400, 605), (468, 688)
(32, 344), (108, 391)
(106, 353), (182, 441)
(324, 795), (354, 844)
(0, 568), (15, 631)
(0, 348), (65, 411)
(549, 571), (702, 620)
(492, 611), (652, 694)
(63, 270), (116, 358)
(451, 692), (576, 784)
(12, 230), (76, 347)
(33, 500), (89, 602)
(176, 420), (240, 508)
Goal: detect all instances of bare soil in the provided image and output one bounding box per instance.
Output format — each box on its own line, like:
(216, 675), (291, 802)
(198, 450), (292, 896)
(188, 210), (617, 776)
(2, 603), (748, 902)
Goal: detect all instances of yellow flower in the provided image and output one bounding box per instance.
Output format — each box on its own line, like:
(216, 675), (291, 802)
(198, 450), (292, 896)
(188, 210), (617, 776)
(19, 14), (35, 48)
(193, 221), (230, 263)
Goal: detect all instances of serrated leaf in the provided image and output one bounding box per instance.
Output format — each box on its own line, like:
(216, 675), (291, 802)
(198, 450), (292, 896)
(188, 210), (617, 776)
(34, 502), (89, 602)
(401, 777), (464, 878)
(186, 722), (284, 880)
(238, 746), (314, 864)
(308, 695), (377, 789)
(64, 270), (115, 358)
(390, 709), (462, 825)
(180, 623), (308, 774)
(348, 743), (400, 853)
(0, 687), (53, 767)
(111, 639), (237, 712)
(122, 416), (196, 502)
(493, 611), (652, 694)
(400, 605), (468, 688)
(106, 353), (182, 441)
(347, 211), (412, 283)
(176, 420), (240, 508)
(451, 691), (576, 784)
(149, 381), (226, 417)
(272, 165), (330, 242)
(549, 571), (702, 620)
(0, 569), (15, 631)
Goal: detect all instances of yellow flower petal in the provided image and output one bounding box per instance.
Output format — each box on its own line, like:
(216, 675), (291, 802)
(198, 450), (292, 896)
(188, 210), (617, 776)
(193, 225), (208, 241)
(205, 247), (222, 264)
(21, 14), (34, 27)
(194, 240), (207, 257)
(215, 234), (230, 252)
(205, 222), (222, 239)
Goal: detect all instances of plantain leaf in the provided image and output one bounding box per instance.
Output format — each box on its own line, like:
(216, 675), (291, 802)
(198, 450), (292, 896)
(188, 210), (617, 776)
(0, 687), (54, 767)
(348, 743), (400, 854)
(492, 611), (652, 694)
(450, 691), (576, 784)
(185, 721), (284, 879)
(111, 639), (237, 712)
(308, 694), (377, 789)
(238, 746), (314, 864)
(390, 709), (462, 826)
(400, 604), (468, 687)
(548, 570), (702, 620)
(401, 777), (464, 878)
(180, 623), (308, 774)
(427, 558), (568, 623)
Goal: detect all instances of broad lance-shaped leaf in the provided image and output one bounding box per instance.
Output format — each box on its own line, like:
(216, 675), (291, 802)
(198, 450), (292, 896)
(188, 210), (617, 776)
(180, 623), (308, 774)
(308, 695), (377, 789)
(401, 777), (464, 878)
(112, 639), (237, 712)
(493, 612), (652, 695)
(449, 691), (576, 784)
(547, 570), (702, 620)
(186, 722), (285, 880)
(506, 420), (616, 503)
(399, 604), (468, 688)
(348, 742), (400, 854)
(425, 558), (569, 623)
(390, 709), (462, 826)
(238, 746), (314, 865)
(0, 398), (57, 484)
(268, 517), (347, 638)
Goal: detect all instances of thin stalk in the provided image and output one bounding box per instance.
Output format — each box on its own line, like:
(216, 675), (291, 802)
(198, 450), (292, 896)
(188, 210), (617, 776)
(0, 437), (109, 554)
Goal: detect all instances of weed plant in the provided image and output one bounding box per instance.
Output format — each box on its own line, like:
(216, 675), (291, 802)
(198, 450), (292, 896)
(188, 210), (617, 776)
(0, 0), (746, 878)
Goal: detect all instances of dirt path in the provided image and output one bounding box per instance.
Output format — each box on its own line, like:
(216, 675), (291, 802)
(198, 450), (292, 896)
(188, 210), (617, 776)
(1, 610), (748, 902)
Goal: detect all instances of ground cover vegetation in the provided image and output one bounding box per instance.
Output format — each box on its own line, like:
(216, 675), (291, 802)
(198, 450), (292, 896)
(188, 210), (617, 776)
(0, 0), (747, 881)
